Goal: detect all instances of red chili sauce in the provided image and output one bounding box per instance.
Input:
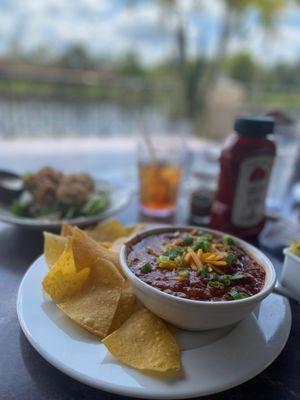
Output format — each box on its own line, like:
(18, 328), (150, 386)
(127, 230), (265, 302)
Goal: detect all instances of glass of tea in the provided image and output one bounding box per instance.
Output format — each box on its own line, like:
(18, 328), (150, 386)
(137, 130), (186, 217)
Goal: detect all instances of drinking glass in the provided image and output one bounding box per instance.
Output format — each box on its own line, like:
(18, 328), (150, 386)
(137, 127), (187, 217)
(267, 123), (299, 212)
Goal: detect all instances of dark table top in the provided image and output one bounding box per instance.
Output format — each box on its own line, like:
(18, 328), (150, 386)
(0, 149), (299, 400)
(1, 199), (300, 400)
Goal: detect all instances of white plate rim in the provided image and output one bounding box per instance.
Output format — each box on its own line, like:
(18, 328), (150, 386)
(17, 256), (292, 399)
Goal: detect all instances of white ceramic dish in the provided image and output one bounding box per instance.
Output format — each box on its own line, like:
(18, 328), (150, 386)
(120, 226), (276, 331)
(17, 255), (291, 399)
(281, 248), (300, 295)
(0, 181), (131, 230)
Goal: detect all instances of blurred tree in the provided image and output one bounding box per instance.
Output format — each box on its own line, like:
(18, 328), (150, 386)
(266, 62), (300, 87)
(28, 46), (54, 65)
(225, 52), (257, 84)
(146, 0), (285, 124)
(119, 52), (145, 77)
(210, 0), (283, 79)
(58, 44), (96, 69)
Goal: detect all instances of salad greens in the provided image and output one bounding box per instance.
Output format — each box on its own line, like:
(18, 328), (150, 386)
(10, 189), (109, 220)
(9, 167), (109, 220)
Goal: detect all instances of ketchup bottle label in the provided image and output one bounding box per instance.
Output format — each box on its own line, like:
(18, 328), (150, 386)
(231, 155), (273, 228)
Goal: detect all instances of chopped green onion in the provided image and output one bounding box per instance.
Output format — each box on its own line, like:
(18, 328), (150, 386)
(219, 274), (231, 286)
(141, 262), (152, 273)
(157, 255), (170, 264)
(209, 280), (221, 289)
(199, 264), (209, 276)
(195, 230), (212, 239)
(197, 234), (213, 241)
(178, 269), (190, 278)
(231, 273), (245, 281)
(174, 255), (183, 265)
(206, 272), (218, 281)
(183, 236), (194, 246)
(202, 264), (209, 273)
(162, 247), (182, 260)
(193, 239), (211, 252)
(228, 289), (247, 300)
(222, 235), (236, 247)
(226, 253), (237, 265)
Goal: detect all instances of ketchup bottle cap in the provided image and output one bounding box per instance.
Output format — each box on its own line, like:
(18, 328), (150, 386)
(234, 115), (274, 137)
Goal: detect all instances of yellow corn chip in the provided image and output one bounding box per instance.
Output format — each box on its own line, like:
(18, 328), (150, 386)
(103, 308), (180, 372)
(108, 280), (136, 333)
(43, 232), (67, 268)
(72, 227), (122, 276)
(61, 224), (75, 237)
(59, 257), (123, 339)
(100, 241), (112, 249)
(126, 223), (147, 237)
(109, 237), (128, 253)
(43, 268), (90, 303)
(42, 240), (90, 302)
(105, 223), (147, 254)
(85, 219), (129, 242)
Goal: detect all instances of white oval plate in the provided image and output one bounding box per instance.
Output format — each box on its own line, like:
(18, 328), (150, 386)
(0, 182), (131, 230)
(17, 256), (291, 399)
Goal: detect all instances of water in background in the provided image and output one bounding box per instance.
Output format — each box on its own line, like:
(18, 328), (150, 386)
(0, 98), (167, 138)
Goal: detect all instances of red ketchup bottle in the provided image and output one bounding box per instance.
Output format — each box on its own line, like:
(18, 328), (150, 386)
(210, 116), (276, 240)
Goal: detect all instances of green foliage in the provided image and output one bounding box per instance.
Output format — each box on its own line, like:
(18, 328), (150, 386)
(58, 44), (96, 69)
(266, 62), (300, 86)
(255, 92), (300, 109)
(225, 0), (284, 25)
(119, 53), (145, 77)
(225, 52), (257, 83)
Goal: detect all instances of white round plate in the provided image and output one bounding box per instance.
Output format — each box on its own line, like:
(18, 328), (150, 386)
(17, 256), (291, 399)
(0, 182), (131, 230)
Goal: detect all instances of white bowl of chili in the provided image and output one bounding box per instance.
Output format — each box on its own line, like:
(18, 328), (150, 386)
(120, 226), (276, 331)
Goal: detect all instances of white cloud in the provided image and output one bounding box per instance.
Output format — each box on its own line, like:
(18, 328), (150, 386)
(227, 5), (300, 66)
(200, 0), (224, 16)
(0, 0), (174, 64)
(266, 24), (300, 65)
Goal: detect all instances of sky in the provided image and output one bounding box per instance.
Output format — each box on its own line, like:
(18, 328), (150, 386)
(0, 0), (300, 66)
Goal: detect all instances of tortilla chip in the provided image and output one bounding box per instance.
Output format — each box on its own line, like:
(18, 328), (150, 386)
(108, 280), (136, 333)
(107, 224), (148, 254)
(85, 219), (129, 242)
(126, 223), (147, 237)
(100, 241), (112, 249)
(105, 223), (147, 254)
(44, 232), (67, 268)
(61, 224), (75, 237)
(109, 237), (128, 253)
(72, 227), (122, 275)
(42, 240), (90, 302)
(103, 308), (180, 372)
(59, 257), (123, 339)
